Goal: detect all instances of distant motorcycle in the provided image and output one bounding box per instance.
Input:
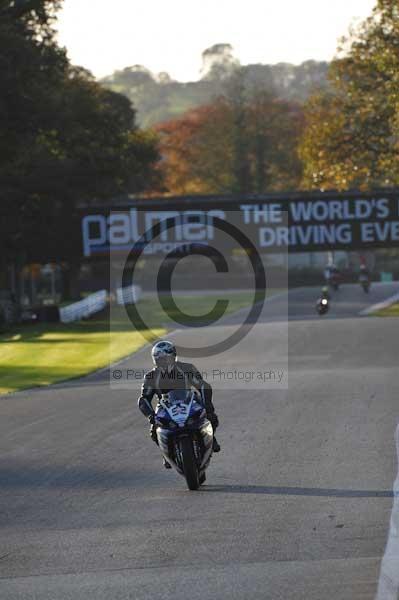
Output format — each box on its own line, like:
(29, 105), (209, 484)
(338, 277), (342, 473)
(359, 274), (370, 293)
(155, 389), (214, 490)
(316, 297), (329, 316)
(324, 265), (341, 291)
(329, 274), (340, 291)
(321, 286), (330, 301)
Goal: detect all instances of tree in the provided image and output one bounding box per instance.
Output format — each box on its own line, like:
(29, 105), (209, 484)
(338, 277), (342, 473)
(223, 69), (251, 194)
(300, 0), (399, 190)
(200, 43), (240, 80)
(0, 0), (161, 275)
(102, 53), (328, 128)
(156, 81), (303, 195)
(155, 104), (230, 194)
(244, 87), (303, 193)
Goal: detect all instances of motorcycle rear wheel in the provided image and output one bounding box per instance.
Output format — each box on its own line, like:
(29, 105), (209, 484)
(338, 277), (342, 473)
(180, 437), (200, 491)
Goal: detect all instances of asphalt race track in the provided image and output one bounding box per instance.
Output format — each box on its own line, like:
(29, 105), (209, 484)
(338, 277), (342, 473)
(1, 283), (399, 599)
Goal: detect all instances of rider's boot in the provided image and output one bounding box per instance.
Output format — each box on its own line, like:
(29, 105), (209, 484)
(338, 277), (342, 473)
(212, 437), (221, 453)
(163, 457), (172, 469)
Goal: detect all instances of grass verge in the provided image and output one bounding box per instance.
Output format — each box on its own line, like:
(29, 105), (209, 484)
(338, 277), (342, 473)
(0, 290), (277, 394)
(374, 303), (399, 317)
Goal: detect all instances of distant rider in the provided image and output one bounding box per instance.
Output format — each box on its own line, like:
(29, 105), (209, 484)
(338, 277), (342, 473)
(316, 293), (329, 315)
(321, 286), (330, 300)
(359, 263), (370, 282)
(324, 263), (340, 288)
(138, 340), (221, 468)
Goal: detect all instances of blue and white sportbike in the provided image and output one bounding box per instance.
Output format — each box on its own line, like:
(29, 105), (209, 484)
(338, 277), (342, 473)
(155, 389), (214, 490)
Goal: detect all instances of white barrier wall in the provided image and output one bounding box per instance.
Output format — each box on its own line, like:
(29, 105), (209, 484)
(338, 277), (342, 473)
(116, 285), (142, 306)
(59, 290), (107, 324)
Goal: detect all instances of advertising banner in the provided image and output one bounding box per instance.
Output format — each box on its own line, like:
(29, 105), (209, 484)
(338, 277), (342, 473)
(80, 192), (399, 256)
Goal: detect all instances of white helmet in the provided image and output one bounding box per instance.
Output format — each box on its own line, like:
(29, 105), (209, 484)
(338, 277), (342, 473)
(151, 340), (177, 371)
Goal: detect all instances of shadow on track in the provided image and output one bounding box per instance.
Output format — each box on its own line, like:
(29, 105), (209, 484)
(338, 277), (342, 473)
(1, 466), (394, 498)
(201, 484), (395, 498)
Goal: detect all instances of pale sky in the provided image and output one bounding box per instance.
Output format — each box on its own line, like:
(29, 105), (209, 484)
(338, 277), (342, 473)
(56, 0), (376, 81)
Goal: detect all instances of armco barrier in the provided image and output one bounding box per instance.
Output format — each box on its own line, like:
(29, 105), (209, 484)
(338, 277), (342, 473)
(59, 290), (107, 323)
(116, 284), (142, 306)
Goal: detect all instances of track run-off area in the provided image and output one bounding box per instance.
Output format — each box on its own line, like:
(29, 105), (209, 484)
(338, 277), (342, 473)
(1, 283), (399, 599)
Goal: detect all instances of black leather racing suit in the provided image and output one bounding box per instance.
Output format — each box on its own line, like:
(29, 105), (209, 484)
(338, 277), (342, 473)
(138, 361), (218, 438)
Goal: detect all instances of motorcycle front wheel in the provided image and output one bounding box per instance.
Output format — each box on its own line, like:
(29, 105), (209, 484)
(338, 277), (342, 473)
(179, 437), (200, 491)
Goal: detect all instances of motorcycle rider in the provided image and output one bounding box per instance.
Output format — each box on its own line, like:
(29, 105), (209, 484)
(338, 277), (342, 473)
(359, 263), (370, 282)
(138, 340), (221, 468)
(321, 286), (330, 300)
(316, 293), (329, 315)
(324, 262), (341, 289)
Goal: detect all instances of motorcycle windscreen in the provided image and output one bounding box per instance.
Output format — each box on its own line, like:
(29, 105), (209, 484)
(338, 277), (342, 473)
(166, 389), (190, 404)
(164, 390), (192, 426)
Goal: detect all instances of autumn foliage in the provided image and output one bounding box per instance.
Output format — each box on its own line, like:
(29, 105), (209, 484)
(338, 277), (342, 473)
(155, 91), (303, 195)
(300, 0), (399, 191)
(155, 1), (399, 197)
